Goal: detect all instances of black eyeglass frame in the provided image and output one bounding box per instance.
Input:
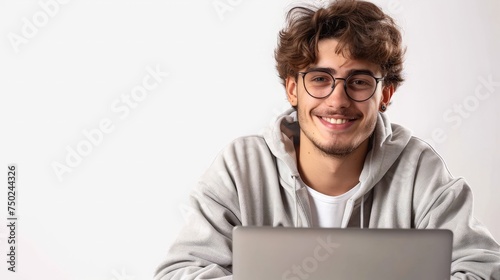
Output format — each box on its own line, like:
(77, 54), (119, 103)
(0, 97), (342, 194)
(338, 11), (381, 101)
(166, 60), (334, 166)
(298, 70), (385, 102)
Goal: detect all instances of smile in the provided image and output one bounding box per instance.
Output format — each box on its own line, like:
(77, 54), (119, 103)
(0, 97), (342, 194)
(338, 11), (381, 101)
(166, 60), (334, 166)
(321, 117), (349, 124)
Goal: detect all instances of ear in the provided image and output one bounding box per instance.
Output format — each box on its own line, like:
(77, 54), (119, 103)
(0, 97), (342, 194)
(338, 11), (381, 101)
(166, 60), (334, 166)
(285, 76), (298, 107)
(380, 84), (394, 109)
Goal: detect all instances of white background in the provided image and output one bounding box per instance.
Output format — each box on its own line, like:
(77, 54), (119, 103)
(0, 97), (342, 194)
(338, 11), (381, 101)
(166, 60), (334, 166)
(0, 0), (499, 279)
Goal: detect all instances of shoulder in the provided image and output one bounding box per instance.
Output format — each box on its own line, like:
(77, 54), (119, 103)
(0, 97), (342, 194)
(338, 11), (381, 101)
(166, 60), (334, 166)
(379, 127), (457, 189)
(202, 134), (277, 182)
(388, 121), (450, 170)
(406, 136), (452, 172)
(195, 134), (281, 204)
(217, 135), (274, 163)
(223, 134), (269, 152)
(399, 136), (463, 199)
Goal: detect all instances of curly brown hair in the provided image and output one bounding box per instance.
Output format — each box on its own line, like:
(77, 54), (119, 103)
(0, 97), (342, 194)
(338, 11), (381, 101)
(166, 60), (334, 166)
(275, 0), (405, 90)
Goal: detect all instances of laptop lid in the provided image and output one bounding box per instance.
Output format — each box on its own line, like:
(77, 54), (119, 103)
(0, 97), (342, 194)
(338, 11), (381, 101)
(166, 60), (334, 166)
(233, 226), (452, 280)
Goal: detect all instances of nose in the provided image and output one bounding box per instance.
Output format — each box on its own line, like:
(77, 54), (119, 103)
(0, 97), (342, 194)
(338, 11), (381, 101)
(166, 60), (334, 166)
(324, 79), (351, 108)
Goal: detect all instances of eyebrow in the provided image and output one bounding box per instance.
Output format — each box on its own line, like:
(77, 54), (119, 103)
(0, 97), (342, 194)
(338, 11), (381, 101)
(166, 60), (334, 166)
(305, 66), (376, 76)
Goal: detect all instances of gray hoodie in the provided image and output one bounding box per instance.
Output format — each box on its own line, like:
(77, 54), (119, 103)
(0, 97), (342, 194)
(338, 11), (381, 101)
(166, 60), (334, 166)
(154, 108), (500, 280)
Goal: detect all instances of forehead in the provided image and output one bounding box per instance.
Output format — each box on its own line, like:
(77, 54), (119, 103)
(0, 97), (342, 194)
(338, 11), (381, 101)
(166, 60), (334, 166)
(313, 39), (381, 75)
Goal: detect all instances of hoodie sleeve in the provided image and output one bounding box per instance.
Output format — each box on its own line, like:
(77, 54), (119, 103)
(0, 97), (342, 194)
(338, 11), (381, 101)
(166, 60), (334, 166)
(153, 178), (240, 280)
(413, 146), (500, 279)
(153, 145), (244, 280)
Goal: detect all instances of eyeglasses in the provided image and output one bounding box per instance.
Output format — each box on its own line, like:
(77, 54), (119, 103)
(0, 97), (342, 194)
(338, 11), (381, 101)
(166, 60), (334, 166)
(298, 70), (385, 102)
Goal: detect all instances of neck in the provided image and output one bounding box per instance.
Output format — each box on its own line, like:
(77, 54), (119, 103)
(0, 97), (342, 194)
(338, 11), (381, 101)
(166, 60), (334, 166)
(296, 136), (369, 196)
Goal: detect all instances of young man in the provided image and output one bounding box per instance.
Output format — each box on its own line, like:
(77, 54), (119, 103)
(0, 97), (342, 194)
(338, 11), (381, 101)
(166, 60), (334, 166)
(155, 0), (500, 279)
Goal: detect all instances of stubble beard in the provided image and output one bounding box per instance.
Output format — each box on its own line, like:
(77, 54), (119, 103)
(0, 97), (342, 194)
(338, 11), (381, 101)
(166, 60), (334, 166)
(298, 108), (377, 158)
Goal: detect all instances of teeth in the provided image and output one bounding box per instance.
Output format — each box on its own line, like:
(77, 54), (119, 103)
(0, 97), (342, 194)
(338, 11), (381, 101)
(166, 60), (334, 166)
(323, 117), (348, 124)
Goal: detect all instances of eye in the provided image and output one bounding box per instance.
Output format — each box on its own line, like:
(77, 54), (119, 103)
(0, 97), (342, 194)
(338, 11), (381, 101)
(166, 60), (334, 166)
(347, 74), (375, 89)
(306, 72), (333, 86)
(350, 79), (369, 86)
(312, 76), (328, 82)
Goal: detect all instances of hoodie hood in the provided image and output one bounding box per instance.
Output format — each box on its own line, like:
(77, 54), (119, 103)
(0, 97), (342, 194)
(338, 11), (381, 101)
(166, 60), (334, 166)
(262, 107), (413, 227)
(263, 108), (301, 178)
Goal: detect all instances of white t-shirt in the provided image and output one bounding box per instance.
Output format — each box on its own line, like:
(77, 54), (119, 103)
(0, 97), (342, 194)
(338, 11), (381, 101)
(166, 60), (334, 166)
(306, 184), (360, 228)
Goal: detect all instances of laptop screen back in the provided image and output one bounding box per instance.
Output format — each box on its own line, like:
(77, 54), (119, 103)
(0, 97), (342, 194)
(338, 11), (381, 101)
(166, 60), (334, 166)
(233, 226), (452, 280)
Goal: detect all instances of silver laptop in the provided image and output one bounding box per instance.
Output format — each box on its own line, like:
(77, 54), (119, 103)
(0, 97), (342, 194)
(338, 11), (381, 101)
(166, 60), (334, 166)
(233, 226), (453, 280)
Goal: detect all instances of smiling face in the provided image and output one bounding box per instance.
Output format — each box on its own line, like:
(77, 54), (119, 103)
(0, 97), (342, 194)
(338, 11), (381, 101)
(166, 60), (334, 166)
(286, 39), (393, 158)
